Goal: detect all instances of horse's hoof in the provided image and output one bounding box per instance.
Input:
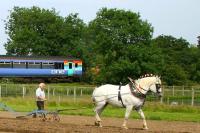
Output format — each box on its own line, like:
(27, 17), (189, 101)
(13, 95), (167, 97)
(143, 126), (148, 130)
(94, 121), (99, 126)
(95, 121), (102, 127)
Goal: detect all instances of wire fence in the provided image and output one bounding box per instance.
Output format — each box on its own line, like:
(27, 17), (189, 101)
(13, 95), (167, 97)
(0, 84), (200, 106)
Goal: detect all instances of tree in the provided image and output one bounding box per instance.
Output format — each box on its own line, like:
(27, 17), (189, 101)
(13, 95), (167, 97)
(58, 13), (86, 58)
(187, 47), (200, 84)
(5, 6), (62, 55)
(89, 8), (153, 57)
(4, 6), (86, 57)
(152, 35), (191, 85)
(162, 64), (188, 85)
(87, 8), (160, 84)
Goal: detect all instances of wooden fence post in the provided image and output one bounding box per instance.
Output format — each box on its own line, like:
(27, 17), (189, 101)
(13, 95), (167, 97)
(22, 86), (25, 98)
(182, 86), (184, 105)
(191, 88), (194, 106)
(67, 89), (69, 96)
(53, 88), (55, 96)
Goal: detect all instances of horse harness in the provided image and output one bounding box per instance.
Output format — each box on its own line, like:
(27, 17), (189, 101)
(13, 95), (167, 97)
(118, 83), (126, 108)
(118, 77), (161, 108)
(117, 81), (147, 108)
(128, 83), (146, 99)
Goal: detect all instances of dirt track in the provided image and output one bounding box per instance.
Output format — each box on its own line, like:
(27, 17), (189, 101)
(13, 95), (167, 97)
(0, 112), (199, 133)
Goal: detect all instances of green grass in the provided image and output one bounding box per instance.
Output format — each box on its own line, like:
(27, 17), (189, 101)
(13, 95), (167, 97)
(144, 111), (200, 122)
(1, 97), (200, 122)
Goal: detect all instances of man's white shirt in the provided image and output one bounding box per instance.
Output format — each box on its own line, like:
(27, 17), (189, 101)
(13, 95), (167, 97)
(36, 87), (45, 101)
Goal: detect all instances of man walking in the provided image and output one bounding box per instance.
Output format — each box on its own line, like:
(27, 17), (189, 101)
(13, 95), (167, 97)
(36, 83), (46, 110)
(33, 83), (46, 118)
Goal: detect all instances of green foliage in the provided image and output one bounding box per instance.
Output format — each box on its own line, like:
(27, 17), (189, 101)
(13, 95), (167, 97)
(58, 13), (86, 58)
(88, 8), (153, 55)
(163, 64), (188, 85)
(87, 8), (158, 84)
(151, 35), (199, 85)
(5, 6), (61, 55)
(4, 7), (200, 85)
(5, 6), (86, 58)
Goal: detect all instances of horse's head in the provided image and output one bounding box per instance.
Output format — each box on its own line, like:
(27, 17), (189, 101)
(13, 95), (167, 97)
(134, 75), (162, 97)
(148, 75), (162, 97)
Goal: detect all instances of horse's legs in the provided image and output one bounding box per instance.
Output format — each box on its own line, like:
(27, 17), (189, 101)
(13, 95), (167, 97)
(136, 108), (148, 130)
(94, 102), (107, 127)
(122, 105), (133, 129)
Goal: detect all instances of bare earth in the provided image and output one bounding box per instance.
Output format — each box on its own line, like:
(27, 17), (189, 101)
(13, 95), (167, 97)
(0, 112), (199, 133)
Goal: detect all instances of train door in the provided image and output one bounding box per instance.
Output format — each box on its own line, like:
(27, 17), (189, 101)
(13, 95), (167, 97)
(64, 60), (74, 76)
(73, 60), (82, 75)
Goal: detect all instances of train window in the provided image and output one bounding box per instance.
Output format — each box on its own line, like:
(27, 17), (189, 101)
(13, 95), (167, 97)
(55, 62), (64, 69)
(69, 63), (72, 69)
(35, 62), (40, 65)
(13, 62), (26, 68)
(29, 62), (34, 64)
(28, 62), (40, 69)
(0, 61), (11, 68)
(75, 63), (78, 68)
(42, 62), (54, 69)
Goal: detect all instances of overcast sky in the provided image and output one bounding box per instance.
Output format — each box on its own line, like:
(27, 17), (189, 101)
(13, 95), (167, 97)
(0, 0), (200, 55)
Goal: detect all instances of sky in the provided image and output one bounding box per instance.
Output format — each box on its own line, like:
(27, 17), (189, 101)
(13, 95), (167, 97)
(0, 0), (200, 55)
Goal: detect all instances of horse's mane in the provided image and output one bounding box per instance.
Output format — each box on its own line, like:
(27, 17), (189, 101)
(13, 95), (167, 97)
(128, 74), (159, 83)
(135, 74), (159, 85)
(139, 74), (157, 79)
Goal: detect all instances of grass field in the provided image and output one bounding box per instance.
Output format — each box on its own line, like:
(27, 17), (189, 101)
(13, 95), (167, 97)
(1, 96), (200, 122)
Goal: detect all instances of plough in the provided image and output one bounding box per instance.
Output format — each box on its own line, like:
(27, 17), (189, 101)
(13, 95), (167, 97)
(16, 107), (87, 122)
(0, 102), (87, 122)
(16, 109), (61, 122)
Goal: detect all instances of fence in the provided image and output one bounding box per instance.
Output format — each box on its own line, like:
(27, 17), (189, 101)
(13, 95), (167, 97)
(160, 86), (200, 106)
(0, 84), (94, 103)
(0, 84), (200, 106)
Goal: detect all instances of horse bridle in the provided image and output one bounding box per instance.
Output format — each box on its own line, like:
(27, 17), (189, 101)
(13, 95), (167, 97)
(155, 83), (161, 94)
(136, 80), (161, 95)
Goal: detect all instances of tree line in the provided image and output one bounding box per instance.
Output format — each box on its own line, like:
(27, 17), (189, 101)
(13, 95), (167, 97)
(4, 6), (200, 85)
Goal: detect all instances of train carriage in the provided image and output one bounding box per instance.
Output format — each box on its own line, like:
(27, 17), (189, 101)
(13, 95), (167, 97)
(0, 56), (82, 77)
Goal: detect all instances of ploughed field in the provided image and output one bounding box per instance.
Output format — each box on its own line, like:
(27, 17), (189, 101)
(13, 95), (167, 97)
(0, 112), (199, 133)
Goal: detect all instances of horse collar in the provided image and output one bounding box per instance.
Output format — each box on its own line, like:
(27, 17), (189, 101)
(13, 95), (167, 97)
(128, 83), (146, 99)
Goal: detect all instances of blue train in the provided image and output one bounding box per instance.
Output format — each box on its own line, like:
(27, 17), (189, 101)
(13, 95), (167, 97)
(0, 56), (82, 77)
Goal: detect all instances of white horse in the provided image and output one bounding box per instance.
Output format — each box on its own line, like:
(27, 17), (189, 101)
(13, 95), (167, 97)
(92, 75), (162, 129)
